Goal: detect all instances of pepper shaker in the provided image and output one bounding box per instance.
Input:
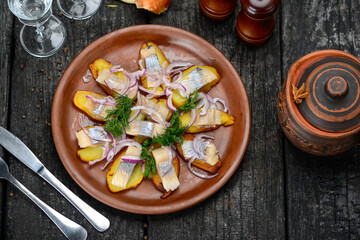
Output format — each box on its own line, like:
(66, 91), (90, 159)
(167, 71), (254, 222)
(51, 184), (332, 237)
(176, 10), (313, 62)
(236, 0), (279, 46)
(200, 0), (238, 21)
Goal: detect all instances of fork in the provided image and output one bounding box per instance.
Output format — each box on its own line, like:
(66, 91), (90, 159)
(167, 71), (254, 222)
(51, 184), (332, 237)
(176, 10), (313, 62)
(0, 157), (87, 240)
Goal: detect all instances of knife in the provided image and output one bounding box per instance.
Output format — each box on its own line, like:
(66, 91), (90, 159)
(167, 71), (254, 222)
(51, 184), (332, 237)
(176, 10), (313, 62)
(0, 126), (110, 232)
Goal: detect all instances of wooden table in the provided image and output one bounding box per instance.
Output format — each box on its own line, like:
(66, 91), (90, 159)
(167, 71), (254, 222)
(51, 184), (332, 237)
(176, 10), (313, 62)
(1, 1), (359, 239)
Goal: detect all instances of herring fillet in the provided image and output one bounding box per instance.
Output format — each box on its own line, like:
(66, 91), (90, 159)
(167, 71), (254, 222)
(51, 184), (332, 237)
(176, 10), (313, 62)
(141, 46), (162, 73)
(111, 146), (142, 189)
(179, 67), (218, 95)
(152, 147), (180, 192)
(111, 162), (136, 188)
(126, 121), (166, 138)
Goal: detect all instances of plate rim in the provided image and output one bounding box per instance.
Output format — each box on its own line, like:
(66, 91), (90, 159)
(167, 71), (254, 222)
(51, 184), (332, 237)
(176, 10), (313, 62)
(51, 24), (251, 214)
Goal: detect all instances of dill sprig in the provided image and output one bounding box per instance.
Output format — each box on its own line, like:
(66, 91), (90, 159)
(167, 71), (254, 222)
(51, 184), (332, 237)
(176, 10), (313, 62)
(104, 94), (133, 137)
(141, 139), (156, 178)
(142, 91), (199, 178)
(177, 91), (199, 115)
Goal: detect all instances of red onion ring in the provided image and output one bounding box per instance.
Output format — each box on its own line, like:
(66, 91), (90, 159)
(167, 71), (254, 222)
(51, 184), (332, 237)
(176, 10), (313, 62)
(86, 95), (117, 106)
(163, 80), (186, 92)
(139, 86), (165, 97)
(188, 156), (219, 179)
(83, 69), (94, 83)
(109, 65), (123, 73)
(165, 89), (177, 112)
(128, 109), (141, 123)
(138, 59), (145, 70)
(195, 93), (211, 116)
(114, 139), (142, 156)
(121, 156), (145, 163)
(187, 109), (197, 129)
(195, 93), (230, 116)
(132, 69), (146, 79)
(102, 131), (117, 169)
(193, 136), (206, 160)
(88, 141), (110, 165)
(192, 134), (215, 161)
(213, 97), (229, 113)
(120, 75), (130, 96)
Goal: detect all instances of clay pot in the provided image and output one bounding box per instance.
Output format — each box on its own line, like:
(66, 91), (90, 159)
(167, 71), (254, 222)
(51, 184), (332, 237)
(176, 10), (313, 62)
(277, 50), (360, 156)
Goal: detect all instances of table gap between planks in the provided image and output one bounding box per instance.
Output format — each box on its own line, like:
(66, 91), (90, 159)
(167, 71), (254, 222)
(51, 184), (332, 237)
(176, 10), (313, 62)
(0, 0), (359, 239)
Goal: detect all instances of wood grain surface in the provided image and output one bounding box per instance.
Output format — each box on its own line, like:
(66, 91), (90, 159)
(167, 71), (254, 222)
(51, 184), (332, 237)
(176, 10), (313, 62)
(0, 0), (359, 239)
(282, 0), (360, 239)
(0, 2), (13, 238)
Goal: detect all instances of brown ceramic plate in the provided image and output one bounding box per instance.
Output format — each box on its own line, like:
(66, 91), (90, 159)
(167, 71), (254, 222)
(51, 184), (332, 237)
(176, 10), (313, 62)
(51, 25), (251, 214)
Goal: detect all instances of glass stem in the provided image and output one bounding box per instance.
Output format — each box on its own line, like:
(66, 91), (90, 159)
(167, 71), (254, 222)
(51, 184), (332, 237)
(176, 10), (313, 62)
(35, 23), (51, 42)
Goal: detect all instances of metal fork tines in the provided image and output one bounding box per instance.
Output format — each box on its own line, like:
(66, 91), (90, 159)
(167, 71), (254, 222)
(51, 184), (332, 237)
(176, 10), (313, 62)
(0, 157), (87, 240)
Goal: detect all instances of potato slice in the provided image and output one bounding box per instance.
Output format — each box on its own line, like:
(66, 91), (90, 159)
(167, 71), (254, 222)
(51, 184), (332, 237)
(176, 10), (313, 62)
(172, 65), (220, 108)
(77, 145), (104, 162)
(176, 134), (221, 173)
(73, 91), (116, 122)
(139, 42), (169, 96)
(151, 154), (180, 199)
(179, 109), (235, 133)
(107, 151), (144, 192)
(157, 99), (173, 121)
(77, 133), (147, 163)
(89, 58), (127, 97)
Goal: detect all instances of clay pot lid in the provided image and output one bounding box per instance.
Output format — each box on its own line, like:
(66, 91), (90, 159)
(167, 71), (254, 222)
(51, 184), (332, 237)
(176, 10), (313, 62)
(241, 0), (279, 19)
(292, 50), (360, 133)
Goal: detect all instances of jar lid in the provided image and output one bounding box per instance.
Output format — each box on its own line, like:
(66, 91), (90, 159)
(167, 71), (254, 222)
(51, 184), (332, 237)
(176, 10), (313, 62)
(295, 53), (360, 133)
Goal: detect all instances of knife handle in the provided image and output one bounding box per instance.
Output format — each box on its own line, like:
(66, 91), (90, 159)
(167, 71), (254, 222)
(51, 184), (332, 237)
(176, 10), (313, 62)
(40, 168), (110, 232)
(6, 174), (88, 240)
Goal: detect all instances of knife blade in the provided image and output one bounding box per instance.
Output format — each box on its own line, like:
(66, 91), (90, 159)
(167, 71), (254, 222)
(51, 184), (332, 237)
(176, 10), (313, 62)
(0, 126), (110, 232)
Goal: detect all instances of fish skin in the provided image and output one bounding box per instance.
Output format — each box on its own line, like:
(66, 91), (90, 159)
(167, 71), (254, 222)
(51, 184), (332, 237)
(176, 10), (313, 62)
(126, 121), (166, 138)
(111, 146), (142, 188)
(180, 67), (218, 96)
(152, 147), (180, 192)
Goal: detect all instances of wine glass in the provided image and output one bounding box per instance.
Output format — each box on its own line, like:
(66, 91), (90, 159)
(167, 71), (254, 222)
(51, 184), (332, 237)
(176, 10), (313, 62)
(57, 0), (102, 20)
(8, 0), (66, 58)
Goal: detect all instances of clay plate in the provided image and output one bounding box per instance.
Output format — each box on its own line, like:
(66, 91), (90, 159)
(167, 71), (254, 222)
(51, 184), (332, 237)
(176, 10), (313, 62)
(51, 25), (251, 214)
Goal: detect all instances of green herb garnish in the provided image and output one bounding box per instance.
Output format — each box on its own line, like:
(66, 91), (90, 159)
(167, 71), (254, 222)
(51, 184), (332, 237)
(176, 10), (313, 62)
(141, 139), (156, 178)
(141, 91), (199, 178)
(177, 91), (199, 114)
(104, 94), (133, 137)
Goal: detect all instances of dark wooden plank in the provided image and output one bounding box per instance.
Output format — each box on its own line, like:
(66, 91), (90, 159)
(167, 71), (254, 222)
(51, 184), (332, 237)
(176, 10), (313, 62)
(0, 2), (14, 239)
(4, 2), (148, 239)
(147, 2), (286, 239)
(282, 0), (360, 239)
